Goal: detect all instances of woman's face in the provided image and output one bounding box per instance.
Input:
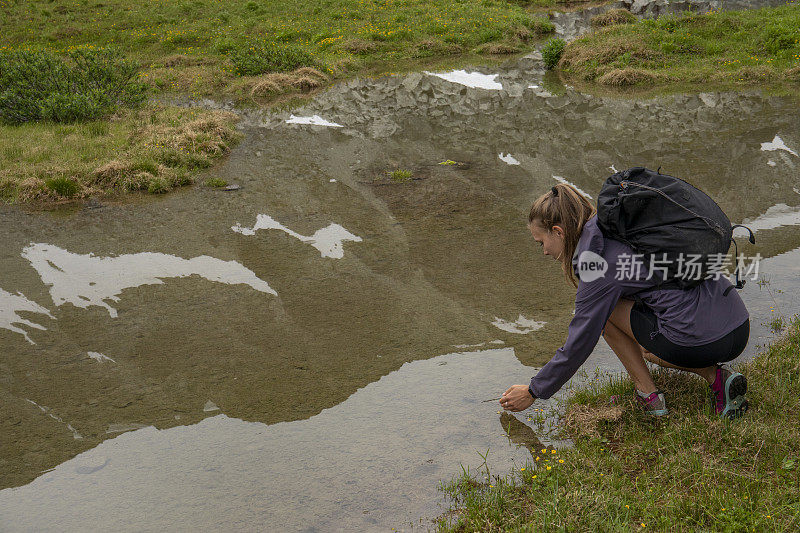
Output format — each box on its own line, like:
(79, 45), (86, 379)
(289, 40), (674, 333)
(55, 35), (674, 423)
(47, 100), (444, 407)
(529, 220), (565, 261)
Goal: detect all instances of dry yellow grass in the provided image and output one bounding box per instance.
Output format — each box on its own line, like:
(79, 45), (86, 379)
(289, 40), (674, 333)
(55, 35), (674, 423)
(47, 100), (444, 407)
(478, 43), (520, 55)
(785, 65), (800, 82)
(562, 404), (623, 439)
(338, 38), (378, 54)
(590, 9), (636, 28)
(561, 35), (658, 69)
(597, 68), (660, 86)
(248, 67), (329, 97)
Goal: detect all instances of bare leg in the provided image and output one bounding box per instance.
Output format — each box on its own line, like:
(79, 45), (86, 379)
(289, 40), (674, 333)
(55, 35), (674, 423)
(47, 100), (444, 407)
(602, 320), (658, 394)
(640, 350), (717, 385)
(605, 298), (718, 388)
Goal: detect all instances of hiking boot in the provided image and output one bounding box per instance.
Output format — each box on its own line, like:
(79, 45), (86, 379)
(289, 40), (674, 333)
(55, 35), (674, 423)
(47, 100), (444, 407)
(710, 366), (748, 419)
(635, 389), (669, 416)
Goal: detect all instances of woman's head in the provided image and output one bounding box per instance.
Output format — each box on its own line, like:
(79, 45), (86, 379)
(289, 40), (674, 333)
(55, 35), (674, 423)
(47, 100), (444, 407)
(528, 183), (596, 287)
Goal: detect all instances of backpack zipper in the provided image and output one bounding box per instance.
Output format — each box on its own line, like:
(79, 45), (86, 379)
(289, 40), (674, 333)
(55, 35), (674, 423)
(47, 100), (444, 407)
(620, 180), (723, 233)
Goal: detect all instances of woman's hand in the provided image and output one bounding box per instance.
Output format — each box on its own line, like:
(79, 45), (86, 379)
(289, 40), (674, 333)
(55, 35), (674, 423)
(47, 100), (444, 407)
(500, 384), (535, 412)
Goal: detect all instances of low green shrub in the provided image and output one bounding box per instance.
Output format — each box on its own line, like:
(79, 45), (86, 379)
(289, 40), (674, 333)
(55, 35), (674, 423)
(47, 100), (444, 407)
(0, 48), (147, 125)
(229, 42), (317, 75)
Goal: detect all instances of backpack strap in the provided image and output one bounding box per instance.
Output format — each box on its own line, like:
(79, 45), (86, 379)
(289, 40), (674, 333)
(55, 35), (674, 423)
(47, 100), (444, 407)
(725, 225), (756, 295)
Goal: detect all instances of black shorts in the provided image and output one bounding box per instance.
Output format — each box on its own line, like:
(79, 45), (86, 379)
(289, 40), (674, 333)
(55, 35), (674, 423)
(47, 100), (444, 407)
(630, 302), (749, 368)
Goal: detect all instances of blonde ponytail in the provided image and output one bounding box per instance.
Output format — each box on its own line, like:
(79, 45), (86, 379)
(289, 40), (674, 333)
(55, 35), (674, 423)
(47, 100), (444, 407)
(528, 183), (596, 287)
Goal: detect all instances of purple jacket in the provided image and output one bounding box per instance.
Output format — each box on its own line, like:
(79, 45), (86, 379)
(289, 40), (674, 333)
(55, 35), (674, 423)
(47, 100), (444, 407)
(529, 215), (749, 400)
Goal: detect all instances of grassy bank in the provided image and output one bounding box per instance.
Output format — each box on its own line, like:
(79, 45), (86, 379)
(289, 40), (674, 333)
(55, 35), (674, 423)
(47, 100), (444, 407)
(558, 3), (800, 89)
(0, 0), (555, 204)
(0, 104), (240, 202)
(438, 316), (800, 531)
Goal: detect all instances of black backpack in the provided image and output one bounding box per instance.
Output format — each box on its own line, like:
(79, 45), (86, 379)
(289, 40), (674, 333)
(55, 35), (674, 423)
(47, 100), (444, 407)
(596, 167), (754, 296)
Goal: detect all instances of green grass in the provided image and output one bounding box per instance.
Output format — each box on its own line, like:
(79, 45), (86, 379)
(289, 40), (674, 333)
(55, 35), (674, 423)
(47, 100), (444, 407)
(0, 0), (553, 100)
(559, 4), (800, 90)
(438, 316), (800, 531)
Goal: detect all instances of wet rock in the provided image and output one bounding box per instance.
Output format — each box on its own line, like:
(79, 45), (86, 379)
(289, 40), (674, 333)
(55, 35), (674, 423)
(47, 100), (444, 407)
(84, 198), (103, 210)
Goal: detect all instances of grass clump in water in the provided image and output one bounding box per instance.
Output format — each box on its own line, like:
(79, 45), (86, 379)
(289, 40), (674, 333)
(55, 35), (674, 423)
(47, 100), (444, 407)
(542, 38), (566, 70)
(205, 177), (228, 188)
(389, 169), (413, 182)
(438, 314), (800, 531)
(0, 49), (147, 125)
(559, 4), (800, 90)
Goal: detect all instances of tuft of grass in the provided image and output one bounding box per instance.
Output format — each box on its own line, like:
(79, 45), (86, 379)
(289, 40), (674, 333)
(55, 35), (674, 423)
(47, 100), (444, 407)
(246, 67), (329, 97)
(770, 315), (787, 333)
(146, 177), (169, 194)
(542, 38), (566, 70)
(476, 42), (521, 55)
(439, 315), (800, 532)
(559, 4), (800, 90)
(388, 168), (413, 182)
(44, 176), (80, 198)
(205, 177), (228, 188)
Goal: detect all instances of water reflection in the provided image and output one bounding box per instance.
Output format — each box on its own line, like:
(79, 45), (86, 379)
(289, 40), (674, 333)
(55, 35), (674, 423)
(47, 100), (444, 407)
(22, 243), (276, 317)
(231, 214), (363, 259)
(0, 348), (535, 532)
(0, 288), (53, 344)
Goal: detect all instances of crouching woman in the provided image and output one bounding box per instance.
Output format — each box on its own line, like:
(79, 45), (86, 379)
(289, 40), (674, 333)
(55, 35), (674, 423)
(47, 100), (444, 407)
(500, 183), (750, 418)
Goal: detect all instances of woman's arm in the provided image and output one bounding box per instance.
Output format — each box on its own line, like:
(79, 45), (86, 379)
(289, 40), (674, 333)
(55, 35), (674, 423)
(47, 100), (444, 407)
(527, 277), (623, 400)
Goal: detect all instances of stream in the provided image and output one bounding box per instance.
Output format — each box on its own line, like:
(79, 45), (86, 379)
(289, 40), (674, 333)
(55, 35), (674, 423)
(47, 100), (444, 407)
(1, 1), (799, 531)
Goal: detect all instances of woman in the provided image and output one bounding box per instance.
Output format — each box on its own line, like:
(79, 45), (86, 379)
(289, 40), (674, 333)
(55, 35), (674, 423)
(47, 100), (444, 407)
(500, 183), (751, 418)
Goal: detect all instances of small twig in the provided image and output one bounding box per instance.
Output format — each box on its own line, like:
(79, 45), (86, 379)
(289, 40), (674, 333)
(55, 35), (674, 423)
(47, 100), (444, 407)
(752, 440), (765, 467)
(482, 397), (501, 403)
